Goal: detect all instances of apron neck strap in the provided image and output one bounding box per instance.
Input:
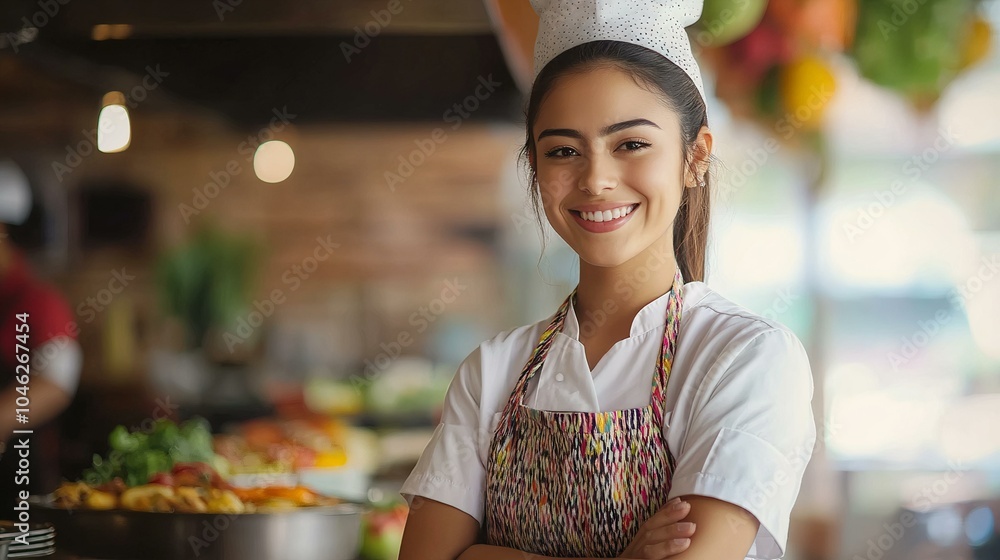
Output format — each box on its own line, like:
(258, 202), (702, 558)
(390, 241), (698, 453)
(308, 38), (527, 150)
(501, 266), (685, 422)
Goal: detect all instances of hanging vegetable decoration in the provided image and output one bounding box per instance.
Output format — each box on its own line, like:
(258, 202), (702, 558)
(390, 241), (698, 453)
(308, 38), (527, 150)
(693, 0), (992, 139)
(695, 0), (769, 47)
(852, 0), (990, 111)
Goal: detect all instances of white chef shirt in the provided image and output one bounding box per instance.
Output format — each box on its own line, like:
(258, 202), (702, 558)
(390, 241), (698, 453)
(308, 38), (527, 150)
(400, 280), (817, 560)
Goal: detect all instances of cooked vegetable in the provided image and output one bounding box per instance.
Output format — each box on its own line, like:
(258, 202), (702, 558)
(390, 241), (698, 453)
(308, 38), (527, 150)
(58, 417), (343, 515)
(120, 485), (177, 512)
(52, 479), (334, 513)
(83, 489), (117, 510)
(83, 418), (225, 487)
(148, 473), (174, 487)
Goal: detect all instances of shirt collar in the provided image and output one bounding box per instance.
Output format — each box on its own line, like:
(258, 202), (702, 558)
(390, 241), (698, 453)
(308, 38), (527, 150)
(561, 281), (709, 341)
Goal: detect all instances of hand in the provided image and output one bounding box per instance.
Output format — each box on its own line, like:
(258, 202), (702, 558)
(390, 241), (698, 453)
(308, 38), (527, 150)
(618, 497), (696, 559)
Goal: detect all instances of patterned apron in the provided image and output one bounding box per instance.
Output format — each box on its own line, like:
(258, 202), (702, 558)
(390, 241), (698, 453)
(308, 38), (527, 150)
(484, 267), (685, 557)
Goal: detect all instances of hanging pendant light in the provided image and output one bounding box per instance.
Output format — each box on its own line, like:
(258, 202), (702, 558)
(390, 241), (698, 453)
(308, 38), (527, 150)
(98, 91), (131, 153)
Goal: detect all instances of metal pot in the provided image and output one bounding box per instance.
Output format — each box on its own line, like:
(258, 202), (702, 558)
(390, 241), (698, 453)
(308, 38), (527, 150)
(30, 496), (366, 560)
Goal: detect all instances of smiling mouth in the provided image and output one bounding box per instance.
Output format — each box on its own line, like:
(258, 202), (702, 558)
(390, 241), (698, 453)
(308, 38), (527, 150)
(569, 203), (639, 223)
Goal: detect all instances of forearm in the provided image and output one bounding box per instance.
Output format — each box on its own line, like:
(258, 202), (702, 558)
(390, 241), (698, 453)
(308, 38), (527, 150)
(0, 376), (72, 445)
(458, 544), (605, 560)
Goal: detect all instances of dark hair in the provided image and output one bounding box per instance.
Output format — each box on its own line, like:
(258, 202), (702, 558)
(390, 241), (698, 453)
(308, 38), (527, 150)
(520, 40), (712, 282)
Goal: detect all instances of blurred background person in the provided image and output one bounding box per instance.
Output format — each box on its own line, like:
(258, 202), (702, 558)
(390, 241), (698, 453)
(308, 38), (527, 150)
(0, 160), (83, 517)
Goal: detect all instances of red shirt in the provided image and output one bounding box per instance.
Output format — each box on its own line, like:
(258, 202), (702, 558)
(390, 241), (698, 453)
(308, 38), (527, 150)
(0, 249), (77, 371)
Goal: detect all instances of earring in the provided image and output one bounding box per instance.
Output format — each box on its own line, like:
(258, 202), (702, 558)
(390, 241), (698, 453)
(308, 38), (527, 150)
(696, 176), (706, 188)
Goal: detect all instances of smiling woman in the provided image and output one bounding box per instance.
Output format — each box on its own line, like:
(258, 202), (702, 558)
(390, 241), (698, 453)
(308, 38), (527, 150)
(528, 63), (711, 275)
(398, 2), (816, 560)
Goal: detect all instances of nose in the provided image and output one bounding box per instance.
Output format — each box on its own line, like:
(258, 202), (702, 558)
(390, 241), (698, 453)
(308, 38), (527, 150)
(578, 153), (618, 195)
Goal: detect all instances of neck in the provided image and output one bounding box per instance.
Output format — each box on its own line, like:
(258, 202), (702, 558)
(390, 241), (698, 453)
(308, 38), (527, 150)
(574, 235), (677, 340)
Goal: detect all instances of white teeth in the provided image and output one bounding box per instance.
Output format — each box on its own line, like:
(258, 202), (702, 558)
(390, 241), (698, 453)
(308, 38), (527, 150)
(577, 205), (636, 223)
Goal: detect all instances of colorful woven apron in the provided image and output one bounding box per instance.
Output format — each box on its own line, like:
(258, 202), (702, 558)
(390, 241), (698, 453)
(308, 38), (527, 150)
(484, 267), (685, 557)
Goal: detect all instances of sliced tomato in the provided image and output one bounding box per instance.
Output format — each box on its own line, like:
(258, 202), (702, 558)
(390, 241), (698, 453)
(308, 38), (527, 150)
(292, 446), (317, 469)
(171, 461), (213, 476)
(148, 472), (174, 486)
(170, 461), (230, 488)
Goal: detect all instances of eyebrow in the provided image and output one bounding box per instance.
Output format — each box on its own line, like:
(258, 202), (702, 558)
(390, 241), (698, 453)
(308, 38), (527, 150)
(536, 118), (661, 141)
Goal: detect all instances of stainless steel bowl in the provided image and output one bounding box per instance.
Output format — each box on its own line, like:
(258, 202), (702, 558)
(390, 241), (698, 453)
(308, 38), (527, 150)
(30, 496), (367, 560)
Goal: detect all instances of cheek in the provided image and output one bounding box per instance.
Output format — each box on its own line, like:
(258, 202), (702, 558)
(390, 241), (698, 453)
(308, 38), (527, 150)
(624, 156), (681, 206)
(536, 164), (577, 209)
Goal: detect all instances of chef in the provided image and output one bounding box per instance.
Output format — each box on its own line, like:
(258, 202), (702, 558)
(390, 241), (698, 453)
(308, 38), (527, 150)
(0, 160), (83, 518)
(399, 1), (816, 559)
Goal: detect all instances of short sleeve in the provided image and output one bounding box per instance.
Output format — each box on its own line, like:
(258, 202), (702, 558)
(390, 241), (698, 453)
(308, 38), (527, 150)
(24, 284), (78, 346)
(399, 345), (488, 524)
(668, 329), (817, 560)
(33, 337), (83, 395)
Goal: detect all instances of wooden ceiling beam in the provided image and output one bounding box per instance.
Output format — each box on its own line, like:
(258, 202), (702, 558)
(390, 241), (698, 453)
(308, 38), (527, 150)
(2, 0), (494, 38)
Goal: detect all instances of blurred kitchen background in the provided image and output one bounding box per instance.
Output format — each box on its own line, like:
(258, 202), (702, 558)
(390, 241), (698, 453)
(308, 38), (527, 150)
(1, 0), (999, 558)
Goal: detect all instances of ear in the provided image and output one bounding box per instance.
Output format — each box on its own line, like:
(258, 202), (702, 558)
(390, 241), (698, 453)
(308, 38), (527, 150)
(685, 125), (713, 188)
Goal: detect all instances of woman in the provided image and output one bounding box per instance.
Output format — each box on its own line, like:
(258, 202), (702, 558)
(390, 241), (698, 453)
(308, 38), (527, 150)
(399, 1), (816, 559)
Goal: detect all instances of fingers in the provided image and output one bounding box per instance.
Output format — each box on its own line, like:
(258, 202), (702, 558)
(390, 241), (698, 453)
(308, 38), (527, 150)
(641, 498), (691, 529)
(622, 499), (696, 559)
(635, 537), (692, 559)
(665, 537), (692, 557)
(646, 521), (696, 541)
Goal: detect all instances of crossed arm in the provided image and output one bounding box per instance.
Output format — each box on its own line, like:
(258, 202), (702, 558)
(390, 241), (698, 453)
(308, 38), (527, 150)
(399, 494), (759, 560)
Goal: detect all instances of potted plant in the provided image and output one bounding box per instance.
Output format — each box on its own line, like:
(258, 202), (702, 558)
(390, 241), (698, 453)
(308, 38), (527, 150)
(151, 225), (260, 404)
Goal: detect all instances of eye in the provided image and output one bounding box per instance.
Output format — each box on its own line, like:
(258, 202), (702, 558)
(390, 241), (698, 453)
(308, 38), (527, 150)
(543, 146), (579, 158)
(619, 139), (651, 152)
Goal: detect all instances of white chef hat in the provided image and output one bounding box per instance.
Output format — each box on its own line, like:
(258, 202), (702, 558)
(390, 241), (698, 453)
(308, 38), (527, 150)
(530, 0), (707, 105)
(0, 159), (32, 226)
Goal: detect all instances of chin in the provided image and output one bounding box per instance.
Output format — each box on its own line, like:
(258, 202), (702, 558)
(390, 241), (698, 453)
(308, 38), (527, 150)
(570, 244), (639, 269)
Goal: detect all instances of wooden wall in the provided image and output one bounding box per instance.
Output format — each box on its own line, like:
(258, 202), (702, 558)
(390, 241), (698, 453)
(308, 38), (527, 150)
(1, 56), (526, 381)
